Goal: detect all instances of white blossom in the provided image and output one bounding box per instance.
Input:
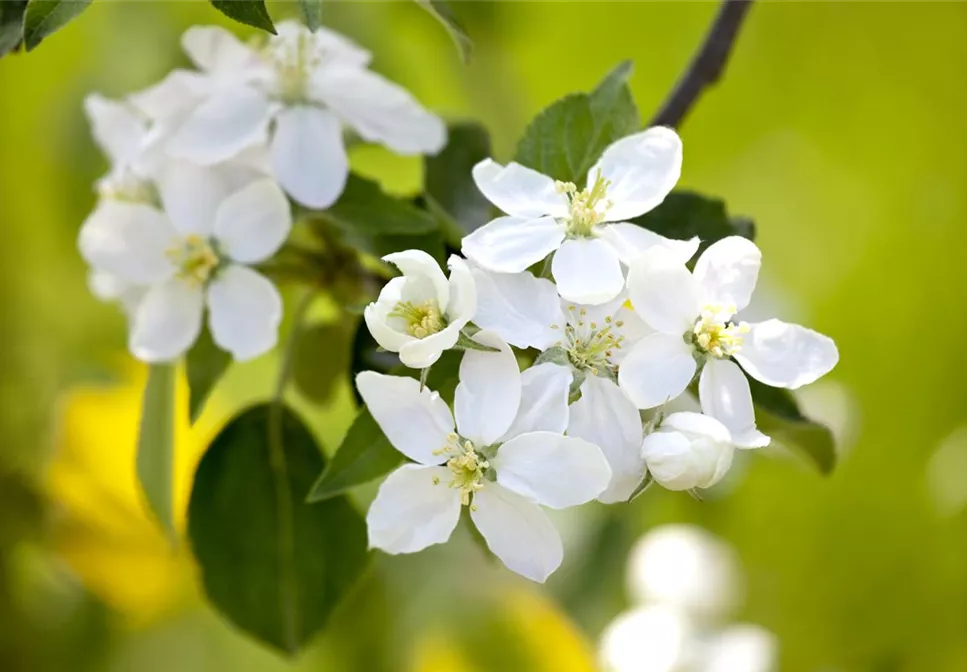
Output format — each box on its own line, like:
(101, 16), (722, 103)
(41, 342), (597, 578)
(358, 332), (612, 582)
(165, 21), (446, 209)
(363, 251), (475, 370)
(640, 412), (734, 491)
(619, 237), (839, 447)
(462, 127), (697, 305)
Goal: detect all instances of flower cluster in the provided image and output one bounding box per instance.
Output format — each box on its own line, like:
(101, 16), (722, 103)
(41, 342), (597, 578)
(78, 21), (444, 362)
(362, 127), (839, 581)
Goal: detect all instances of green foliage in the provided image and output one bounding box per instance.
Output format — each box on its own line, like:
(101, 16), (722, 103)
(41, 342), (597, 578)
(185, 326), (231, 424)
(0, 1), (27, 56)
(516, 61), (639, 184)
(209, 0), (276, 35)
(425, 122), (493, 234)
(22, 0), (92, 51)
(416, 0), (472, 64)
(136, 363), (177, 535)
(631, 191), (755, 254)
(188, 404), (368, 655)
(292, 321), (354, 405)
(298, 0), (323, 31)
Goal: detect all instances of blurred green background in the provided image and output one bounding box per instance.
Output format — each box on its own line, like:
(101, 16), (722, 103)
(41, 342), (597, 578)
(1, 1), (966, 670)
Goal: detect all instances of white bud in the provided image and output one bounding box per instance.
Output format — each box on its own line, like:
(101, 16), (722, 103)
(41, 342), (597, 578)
(640, 412), (734, 491)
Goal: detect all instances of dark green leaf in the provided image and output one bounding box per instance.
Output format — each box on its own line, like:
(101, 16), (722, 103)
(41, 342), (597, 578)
(425, 122), (493, 234)
(748, 376), (837, 475)
(188, 404), (368, 655)
(292, 322), (354, 405)
(0, 1), (27, 57)
(137, 363), (177, 534)
(22, 0), (92, 51)
(630, 191), (757, 254)
(416, 0), (472, 64)
(210, 0), (276, 34)
(298, 0), (323, 31)
(186, 326), (231, 424)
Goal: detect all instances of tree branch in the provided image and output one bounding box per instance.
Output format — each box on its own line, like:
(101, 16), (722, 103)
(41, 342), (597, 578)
(650, 0), (754, 128)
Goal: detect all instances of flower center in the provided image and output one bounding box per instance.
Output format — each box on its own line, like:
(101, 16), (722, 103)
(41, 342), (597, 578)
(265, 30), (321, 105)
(432, 434), (490, 506)
(555, 171), (613, 237)
(167, 235), (220, 286)
(689, 304), (749, 358)
(553, 306), (625, 375)
(388, 300), (447, 339)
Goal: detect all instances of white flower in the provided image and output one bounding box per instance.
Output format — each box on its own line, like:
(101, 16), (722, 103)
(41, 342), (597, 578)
(84, 93), (160, 205)
(470, 265), (649, 501)
(462, 127), (697, 305)
(165, 21), (446, 209)
(619, 237), (839, 447)
(79, 171), (291, 362)
(358, 332), (612, 582)
(87, 270), (146, 317)
(704, 625), (777, 672)
(640, 412), (734, 491)
(599, 605), (697, 672)
(363, 251), (476, 370)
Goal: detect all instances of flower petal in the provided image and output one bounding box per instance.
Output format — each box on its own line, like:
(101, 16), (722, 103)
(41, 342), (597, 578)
(446, 255), (476, 323)
(181, 25), (261, 73)
(129, 69), (210, 122)
(84, 94), (145, 166)
(167, 85), (273, 165)
(270, 106), (348, 209)
(461, 215), (565, 273)
(471, 159), (568, 219)
(308, 24), (372, 67)
(398, 322), (462, 369)
(597, 222), (699, 266)
(471, 483), (563, 583)
(641, 427), (734, 491)
(470, 265), (565, 350)
(626, 247), (700, 333)
(551, 237), (625, 305)
(206, 265), (283, 361)
(454, 331), (521, 445)
(78, 201), (176, 284)
(589, 126), (682, 221)
(618, 333), (697, 409)
(363, 277), (414, 353)
(157, 160), (231, 236)
(569, 376), (645, 503)
(312, 65), (445, 155)
(129, 279), (204, 362)
(693, 236), (761, 312)
(213, 179), (292, 263)
(383, 249), (450, 313)
(735, 319), (839, 389)
(355, 371), (456, 465)
(366, 464), (461, 554)
(662, 411), (732, 445)
(699, 359), (770, 448)
(500, 363), (572, 439)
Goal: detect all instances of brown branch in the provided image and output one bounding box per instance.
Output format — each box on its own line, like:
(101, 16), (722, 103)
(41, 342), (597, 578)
(650, 0), (754, 128)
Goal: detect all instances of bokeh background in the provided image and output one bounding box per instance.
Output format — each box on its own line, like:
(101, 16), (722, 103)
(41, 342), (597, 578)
(1, 1), (965, 670)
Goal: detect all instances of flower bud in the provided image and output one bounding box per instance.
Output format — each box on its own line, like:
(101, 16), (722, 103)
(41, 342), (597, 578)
(640, 412), (733, 490)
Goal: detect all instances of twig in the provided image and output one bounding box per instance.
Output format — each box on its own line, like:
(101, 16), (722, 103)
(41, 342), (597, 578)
(650, 0), (754, 128)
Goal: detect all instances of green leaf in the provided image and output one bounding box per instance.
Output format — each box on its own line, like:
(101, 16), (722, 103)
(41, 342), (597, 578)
(424, 122), (493, 234)
(298, 0), (323, 31)
(630, 191), (756, 255)
(209, 0), (276, 34)
(748, 377), (837, 475)
(416, 0), (472, 64)
(292, 322), (354, 405)
(137, 363), (177, 534)
(515, 62), (639, 184)
(0, 1), (27, 57)
(188, 404), (368, 655)
(186, 326), (231, 424)
(22, 0), (92, 51)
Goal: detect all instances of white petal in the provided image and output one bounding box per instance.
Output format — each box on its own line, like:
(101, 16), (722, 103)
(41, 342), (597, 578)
(312, 65), (445, 155)
(569, 376), (645, 503)
(206, 265), (283, 361)
(270, 106), (348, 209)
(363, 278), (414, 353)
(590, 126), (682, 221)
(453, 331), (521, 445)
(213, 179), (292, 263)
(551, 237), (625, 305)
(181, 25), (261, 73)
(694, 236), (761, 312)
(641, 429), (733, 491)
(470, 265), (565, 350)
(470, 159), (568, 219)
(597, 222), (699, 266)
(308, 24), (372, 67)
(618, 333), (697, 409)
(84, 94), (145, 166)
(355, 371), (456, 465)
(167, 85), (273, 165)
(78, 201), (176, 284)
(699, 359), (770, 448)
(398, 322), (462, 369)
(129, 279), (204, 362)
(626, 246), (700, 333)
(735, 319), (839, 389)
(500, 363), (572, 439)
(157, 161), (231, 236)
(383, 249), (450, 313)
(129, 69), (210, 122)
(461, 216), (565, 273)
(366, 465), (461, 554)
(471, 483), (563, 583)
(445, 255), (476, 323)
(662, 411), (732, 445)
(609, 305), (653, 365)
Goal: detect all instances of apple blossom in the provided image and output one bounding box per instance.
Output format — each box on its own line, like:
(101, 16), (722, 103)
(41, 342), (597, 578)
(640, 412), (735, 491)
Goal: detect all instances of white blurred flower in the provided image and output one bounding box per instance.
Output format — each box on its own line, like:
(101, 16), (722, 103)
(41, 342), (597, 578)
(619, 236), (839, 447)
(166, 21), (446, 209)
(358, 332), (611, 582)
(703, 625), (777, 672)
(599, 605), (697, 672)
(641, 412), (735, 491)
(87, 270), (146, 317)
(363, 251), (475, 370)
(462, 127), (697, 305)
(84, 94), (160, 206)
(79, 172), (291, 362)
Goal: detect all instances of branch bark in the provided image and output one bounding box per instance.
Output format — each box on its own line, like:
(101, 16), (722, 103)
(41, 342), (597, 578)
(650, 0), (754, 128)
